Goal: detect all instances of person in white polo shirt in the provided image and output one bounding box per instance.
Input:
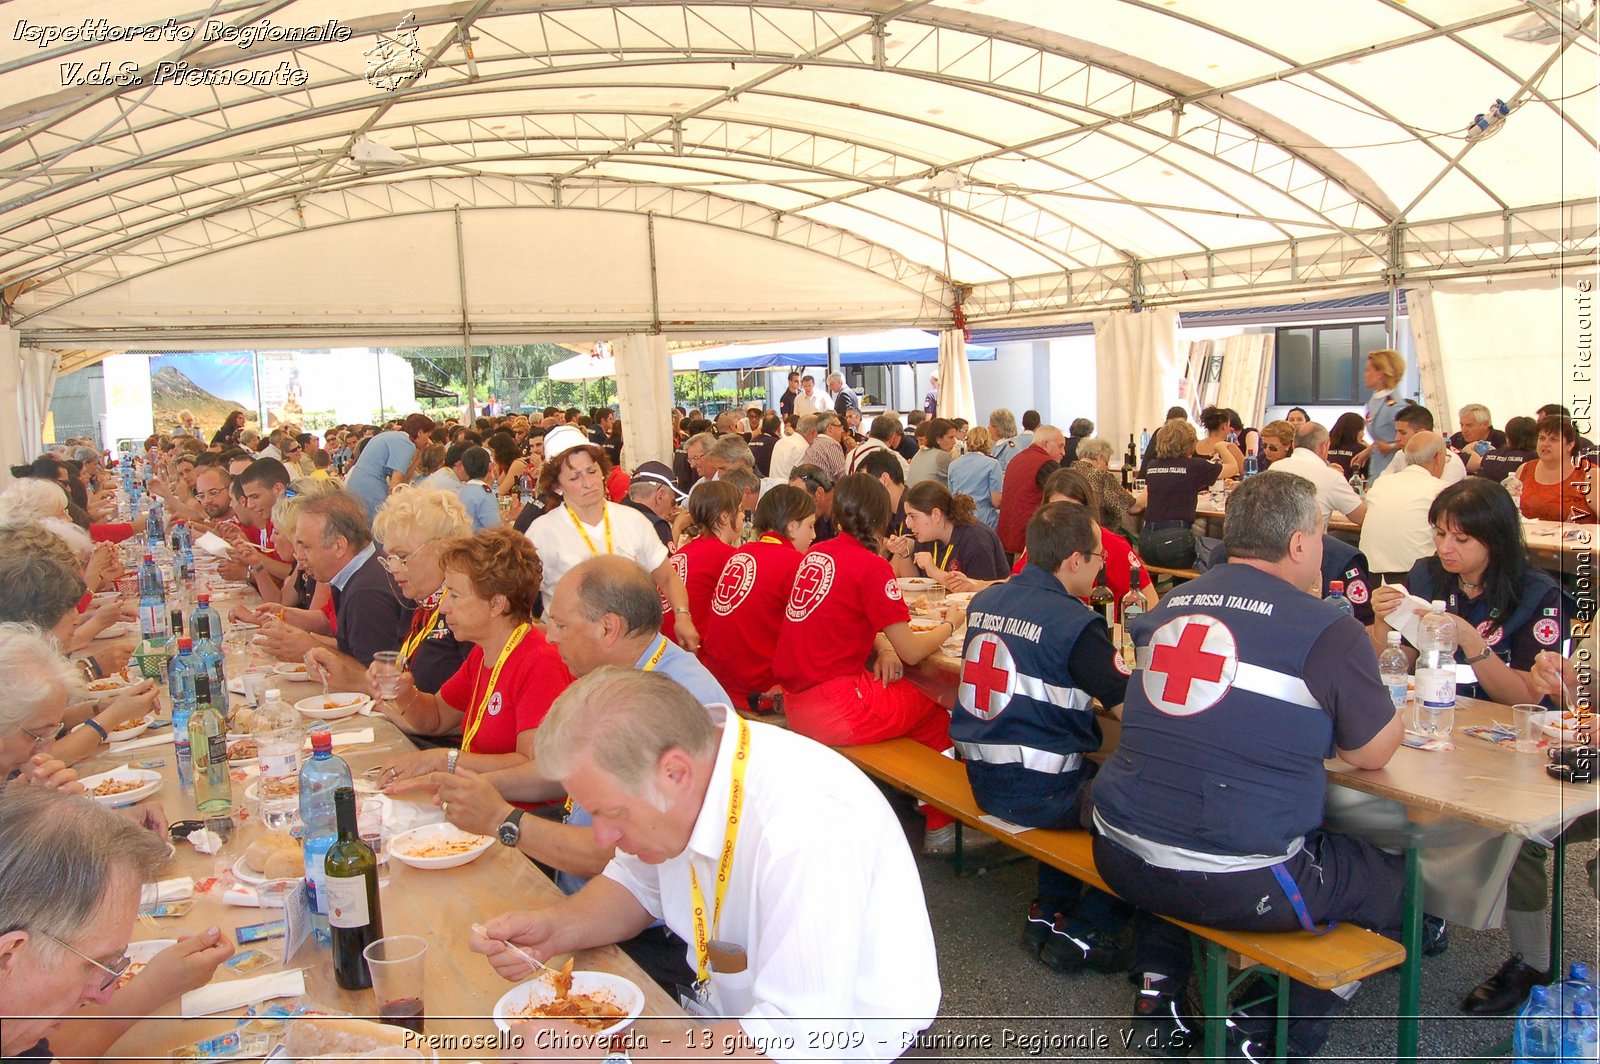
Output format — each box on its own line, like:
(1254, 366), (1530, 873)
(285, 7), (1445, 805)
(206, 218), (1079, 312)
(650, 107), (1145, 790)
(1275, 422), (1367, 528)
(1358, 431), (1451, 581)
(473, 667), (940, 1063)
(1377, 405), (1468, 485)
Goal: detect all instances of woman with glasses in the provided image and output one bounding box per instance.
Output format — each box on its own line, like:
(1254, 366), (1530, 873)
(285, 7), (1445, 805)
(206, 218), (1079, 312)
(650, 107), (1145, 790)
(894, 481), (1008, 588)
(377, 529), (571, 791)
(773, 474), (971, 853)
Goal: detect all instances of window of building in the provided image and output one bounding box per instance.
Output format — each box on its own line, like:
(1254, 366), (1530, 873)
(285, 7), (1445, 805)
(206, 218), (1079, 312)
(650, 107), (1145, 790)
(1273, 322), (1391, 405)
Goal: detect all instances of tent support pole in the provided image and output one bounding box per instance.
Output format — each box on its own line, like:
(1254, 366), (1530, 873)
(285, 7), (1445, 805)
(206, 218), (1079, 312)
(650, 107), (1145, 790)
(647, 213), (662, 335)
(827, 337), (841, 387)
(454, 207), (477, 422)
(1386, 226), (1402, 345)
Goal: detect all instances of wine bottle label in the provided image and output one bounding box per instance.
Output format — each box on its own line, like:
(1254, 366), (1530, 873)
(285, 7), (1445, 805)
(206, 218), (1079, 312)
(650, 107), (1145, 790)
(326, 874), (370, 928)
(207, 734), (228, 765)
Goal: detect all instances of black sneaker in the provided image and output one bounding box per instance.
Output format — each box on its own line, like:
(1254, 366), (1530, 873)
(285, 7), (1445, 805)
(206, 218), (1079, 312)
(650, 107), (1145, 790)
(1129, 986), (1198, 1057)
(1460, 954), (1550, 1015)
(1422, 914), (1448, 957)
(1041, 920), (1131, 973)
(1020, 902), (1056, 956)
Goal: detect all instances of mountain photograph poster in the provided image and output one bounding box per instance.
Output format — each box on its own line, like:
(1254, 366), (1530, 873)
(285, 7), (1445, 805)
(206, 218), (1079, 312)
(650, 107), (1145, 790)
(148, 353), (257, 438)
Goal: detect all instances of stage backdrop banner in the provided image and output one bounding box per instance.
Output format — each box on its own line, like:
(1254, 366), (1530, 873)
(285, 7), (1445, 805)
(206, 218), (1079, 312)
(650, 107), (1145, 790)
(149, 352), (258, 439)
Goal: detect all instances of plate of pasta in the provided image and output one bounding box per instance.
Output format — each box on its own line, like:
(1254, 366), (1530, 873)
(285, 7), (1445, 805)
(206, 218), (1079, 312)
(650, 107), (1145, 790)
(493, 963), (643, 1037)
(80, 767), (163, 807)
(389, 823), (494, 869)
(293, 693), (371, 721)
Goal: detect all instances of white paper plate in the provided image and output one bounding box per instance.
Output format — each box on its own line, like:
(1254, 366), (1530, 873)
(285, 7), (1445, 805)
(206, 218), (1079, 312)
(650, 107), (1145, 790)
(231, 853), (302, 886)
(293, 693), (370, 720)
(94, 622), (135, 640)
(389, 823), (494, 870)
(116, 939), (177, 989)
(82, 674), (137, 698)
(273, 663), (312, 679)
(895, 577), (938, 594)
(81, 767), (162, 807)
(106, 714), (153, 742)
(493, 970), (644, 1037)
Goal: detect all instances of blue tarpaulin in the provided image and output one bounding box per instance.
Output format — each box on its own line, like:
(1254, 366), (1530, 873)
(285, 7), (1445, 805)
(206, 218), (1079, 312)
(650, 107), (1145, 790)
(695, 329), (995, 372)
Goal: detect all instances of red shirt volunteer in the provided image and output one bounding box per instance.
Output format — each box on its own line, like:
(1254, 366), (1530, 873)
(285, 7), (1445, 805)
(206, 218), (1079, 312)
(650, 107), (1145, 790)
(1012, 526), (1152, 619)
(437, 625), (573, 755)
(699, 533), (803, 700)
(670, 534), (738, 635)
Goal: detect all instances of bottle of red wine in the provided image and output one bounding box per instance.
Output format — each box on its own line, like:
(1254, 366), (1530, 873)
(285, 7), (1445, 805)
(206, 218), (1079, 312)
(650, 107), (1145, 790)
(326, 786), (383, 990)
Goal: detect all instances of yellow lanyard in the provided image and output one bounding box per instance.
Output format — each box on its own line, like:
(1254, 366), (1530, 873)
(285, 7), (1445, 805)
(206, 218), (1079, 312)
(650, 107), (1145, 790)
(756, 533), (786, 546)
(565, 638), (667, 817)
(687, 716), (751, 986)
(933, 540), (954, 571)
(397, 592), (445, 667)
(565, 504), (613, 557)
(462, 623), (529, 754)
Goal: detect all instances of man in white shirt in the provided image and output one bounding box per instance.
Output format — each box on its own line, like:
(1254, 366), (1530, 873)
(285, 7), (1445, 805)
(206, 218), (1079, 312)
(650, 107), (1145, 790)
(797, 374), (831, 414)
(1276, 422), (1367, 527)
(472, 667), (940, 1062)
(1359, 431), (1450, 579)
(768, 414), (816, 483)
(846, 413), (912, 476)
(1377, 404), (1468, 485)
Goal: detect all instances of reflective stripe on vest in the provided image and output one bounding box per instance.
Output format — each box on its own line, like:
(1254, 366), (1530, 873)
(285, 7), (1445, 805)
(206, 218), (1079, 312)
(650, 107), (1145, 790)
(955, 743), (1084, 774)
(1133, 646), (1319, 710)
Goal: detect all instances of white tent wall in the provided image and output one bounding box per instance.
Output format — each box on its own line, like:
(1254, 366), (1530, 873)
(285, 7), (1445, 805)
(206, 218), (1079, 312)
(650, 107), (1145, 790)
(1093, 309), (1184, 458)
(611, 334), (675, 468)
(1407, 278), (1593, 433)
(934, 330), (976, 427)
(0, 328), (23, 486)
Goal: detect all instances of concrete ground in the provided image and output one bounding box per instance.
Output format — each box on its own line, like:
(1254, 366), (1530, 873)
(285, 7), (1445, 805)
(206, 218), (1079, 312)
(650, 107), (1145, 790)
(899, 815), (1600, 1062)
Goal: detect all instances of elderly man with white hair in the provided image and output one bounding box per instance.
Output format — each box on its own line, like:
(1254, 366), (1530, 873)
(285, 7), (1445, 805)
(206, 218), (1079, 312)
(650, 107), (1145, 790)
(826, 370), (860, 418)
(1273, 422), (1369, 528)
(1449, 402), (1508, 456)
(1359, 430), (1452, 581)
(471, 667), (939, 1063)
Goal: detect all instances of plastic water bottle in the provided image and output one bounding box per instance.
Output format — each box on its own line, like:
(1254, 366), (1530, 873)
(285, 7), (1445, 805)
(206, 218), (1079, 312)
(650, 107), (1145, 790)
(1327, 580), (1354, 617)
(1349, 470), (1366, 497)
(300, 731), (353, 944)
(1119, 559), (1146, 671)
(254, 689), (302, 831)
(189, 594), (227, 702)
(1508, 473), (1525, 507)
(517, 472), (534, 506)
(1413, 601), (1457, 740)
(1516, 985), (1562, 1063)
(1565, 1001), (1599, 1062)
(168, 637), (199, 794)
(1377, 631), (1410, 712)
(1243, 451), (1259, 478)
(144, 497), (165, 547)
(136, 553), (169, 642)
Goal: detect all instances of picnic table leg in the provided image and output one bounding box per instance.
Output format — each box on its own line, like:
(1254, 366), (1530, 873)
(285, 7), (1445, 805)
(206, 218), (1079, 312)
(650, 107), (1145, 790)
(1202, 940), (1228, 1060)
(1396, 843), (1423, 1064)
(1550, 830), (1568, 971)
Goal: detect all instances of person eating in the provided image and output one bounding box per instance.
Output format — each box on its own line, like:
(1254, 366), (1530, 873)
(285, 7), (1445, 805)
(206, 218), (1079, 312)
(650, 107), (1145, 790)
(892, 481), (1008, 588)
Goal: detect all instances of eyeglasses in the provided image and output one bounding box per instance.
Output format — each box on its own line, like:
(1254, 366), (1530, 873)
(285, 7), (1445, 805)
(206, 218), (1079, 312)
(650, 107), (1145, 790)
(378, 552), (411, 574)
(16, 722), (55, 750)
(37, 931), (130, 992)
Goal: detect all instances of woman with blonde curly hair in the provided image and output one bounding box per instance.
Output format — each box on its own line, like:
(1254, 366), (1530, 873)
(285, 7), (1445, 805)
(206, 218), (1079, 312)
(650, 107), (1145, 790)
(376, 528), (572, 790)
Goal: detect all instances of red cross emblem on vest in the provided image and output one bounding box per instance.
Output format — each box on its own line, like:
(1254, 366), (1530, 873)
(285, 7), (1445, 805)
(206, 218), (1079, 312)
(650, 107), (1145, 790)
(959, 632), (1015, 721)
(712, 554), (757, 617)
(1142, 614), (1238, 717)
(785, 553), (835, 622)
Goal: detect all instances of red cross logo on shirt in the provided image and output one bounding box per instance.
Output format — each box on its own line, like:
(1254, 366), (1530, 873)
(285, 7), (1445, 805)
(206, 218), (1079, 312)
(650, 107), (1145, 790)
(711, 555), (757, 617)
(959, 633), (1015, 720)
(785, 553), (835, 622)
(1142, 615), (1238, 717)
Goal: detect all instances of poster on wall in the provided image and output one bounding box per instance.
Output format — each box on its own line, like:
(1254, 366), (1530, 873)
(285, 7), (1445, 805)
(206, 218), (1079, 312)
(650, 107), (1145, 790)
(148, 353), (258, 439)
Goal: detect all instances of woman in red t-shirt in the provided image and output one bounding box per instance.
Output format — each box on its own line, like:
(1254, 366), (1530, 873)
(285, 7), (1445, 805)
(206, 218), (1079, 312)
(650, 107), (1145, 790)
(699, 484), (817, 704)
(1516, 414), (1597, 523)
(773, 474), (967, 839)
(377, 529), (573, 789)
(671, 481), (745, 635)
(1002, 468), (1156, 616)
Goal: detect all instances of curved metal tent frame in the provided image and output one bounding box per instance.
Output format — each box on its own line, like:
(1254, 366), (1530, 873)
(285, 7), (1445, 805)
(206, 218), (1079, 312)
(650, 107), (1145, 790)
(0, 0), (1594, 350)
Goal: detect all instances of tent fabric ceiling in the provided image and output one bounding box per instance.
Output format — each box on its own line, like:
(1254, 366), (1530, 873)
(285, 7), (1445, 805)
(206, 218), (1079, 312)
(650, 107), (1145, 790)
(0, 0), (1595, 351)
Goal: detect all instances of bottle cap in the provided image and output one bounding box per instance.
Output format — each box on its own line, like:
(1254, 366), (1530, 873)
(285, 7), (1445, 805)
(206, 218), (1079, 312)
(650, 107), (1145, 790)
(1329, 580), (1344, 593)
(310, 730), (333, 752)
(197, 593), (211, 605)
(143, 552), (154, 561)
(1386, 631), (1402, 644)
(178, 636), (193, 649)
(1430, 599), (1446, 611)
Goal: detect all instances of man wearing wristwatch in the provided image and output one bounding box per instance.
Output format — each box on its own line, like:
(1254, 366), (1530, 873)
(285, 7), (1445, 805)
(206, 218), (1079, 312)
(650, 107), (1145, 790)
(472, 669), (939, 1063)
(437, 556), (731, 993)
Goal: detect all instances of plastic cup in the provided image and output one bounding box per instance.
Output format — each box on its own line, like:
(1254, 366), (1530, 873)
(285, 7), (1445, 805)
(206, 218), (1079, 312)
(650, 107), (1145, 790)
(1513, 704), (1545, 753)
(371, 651), (403, 701)
(240, 667), (274, 708)
(358, 797), (389, 884)
(364, 936), (428, 1034)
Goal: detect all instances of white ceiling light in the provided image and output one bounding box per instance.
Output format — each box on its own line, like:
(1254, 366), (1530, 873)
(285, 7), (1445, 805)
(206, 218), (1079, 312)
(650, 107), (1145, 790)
(349, 134), (410, 168)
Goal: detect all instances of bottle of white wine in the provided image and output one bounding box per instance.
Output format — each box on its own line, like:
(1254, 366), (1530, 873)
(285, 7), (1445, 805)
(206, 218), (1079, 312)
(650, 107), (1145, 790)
(326, 786), (383, 990)
(189, 673), (232, 815)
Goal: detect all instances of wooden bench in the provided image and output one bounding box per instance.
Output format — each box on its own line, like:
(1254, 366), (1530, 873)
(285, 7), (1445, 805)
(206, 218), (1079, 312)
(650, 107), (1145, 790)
(1143, 563), (1201, 587)
(838, 738), (1406, 1059)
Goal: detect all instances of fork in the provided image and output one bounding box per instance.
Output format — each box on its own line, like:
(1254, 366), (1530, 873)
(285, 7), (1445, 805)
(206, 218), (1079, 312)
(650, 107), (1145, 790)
(471, 923), (554, 977)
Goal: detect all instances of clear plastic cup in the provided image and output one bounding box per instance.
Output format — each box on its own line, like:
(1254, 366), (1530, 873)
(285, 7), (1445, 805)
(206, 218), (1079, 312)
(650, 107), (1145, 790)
(240, 667), (274, 708)
(358, 797), (389, 884)
(371, 651), (403, 701)
(364, 936), (428, 1034)
(1513, 704), (1545, 753)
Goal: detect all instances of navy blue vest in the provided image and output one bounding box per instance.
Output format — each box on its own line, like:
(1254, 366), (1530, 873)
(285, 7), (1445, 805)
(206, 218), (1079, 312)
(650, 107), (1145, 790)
(1093, 564), (1343, 859)
(949, 565), (1100, 822)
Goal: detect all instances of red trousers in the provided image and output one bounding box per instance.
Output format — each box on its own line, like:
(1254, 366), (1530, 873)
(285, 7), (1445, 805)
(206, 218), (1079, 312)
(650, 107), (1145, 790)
(785, 671), (954, 829)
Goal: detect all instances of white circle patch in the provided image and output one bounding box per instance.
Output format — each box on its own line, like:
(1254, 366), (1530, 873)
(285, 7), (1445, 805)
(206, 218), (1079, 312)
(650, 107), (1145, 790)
(885, 579), (903, 602)
(786, 552), (836, 622)
(958, 632), (1016, 720)
(1345, 578), (1369, 605)
(669, 552), (688, 584)
(711, 554), (758, 617)
(1533, 617), (1561, 646)
(1140, 614), (1239, 717)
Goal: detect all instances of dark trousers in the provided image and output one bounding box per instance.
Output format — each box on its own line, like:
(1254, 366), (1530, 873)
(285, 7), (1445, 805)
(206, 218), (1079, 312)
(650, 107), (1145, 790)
(1094, 828), (1403, 1055)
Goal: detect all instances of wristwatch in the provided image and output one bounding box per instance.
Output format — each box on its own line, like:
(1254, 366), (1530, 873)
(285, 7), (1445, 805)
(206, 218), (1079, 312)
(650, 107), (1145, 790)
(445, 748), (460, 774)
(1463, 646), (1494, 666)
(496, 807), (528, 847)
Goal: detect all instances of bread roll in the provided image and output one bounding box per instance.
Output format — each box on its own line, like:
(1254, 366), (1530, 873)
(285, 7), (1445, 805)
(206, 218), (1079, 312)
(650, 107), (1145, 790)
(261, 849), (302, 879)
(243, 833), (299, 873)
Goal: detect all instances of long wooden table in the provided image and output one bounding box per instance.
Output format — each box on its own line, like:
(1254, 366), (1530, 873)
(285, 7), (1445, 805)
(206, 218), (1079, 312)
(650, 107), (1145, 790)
(67, 595), (681, 1060)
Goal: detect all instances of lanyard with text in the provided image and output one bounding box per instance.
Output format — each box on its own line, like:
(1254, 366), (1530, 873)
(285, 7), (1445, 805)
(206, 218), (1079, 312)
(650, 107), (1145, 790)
(462, 623), (530, 753)
(688, 715), (751, 990)
(565, 504), (613, 557)
(932, 540), (954, 572)
(564, 638), (668, 818)
(398, 592), (445, 667)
